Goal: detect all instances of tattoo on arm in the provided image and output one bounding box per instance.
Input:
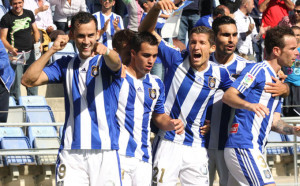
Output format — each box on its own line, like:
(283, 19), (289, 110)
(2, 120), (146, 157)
(272, 119), (294, 135)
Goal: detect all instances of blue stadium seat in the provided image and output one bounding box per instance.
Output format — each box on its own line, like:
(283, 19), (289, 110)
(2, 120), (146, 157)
(48, 42), (76, 64)
(266, 131), (289, 155)
(34, 137), (60, 165)
(0, 127), (25, 139)
(7, 106), (26, 123)
(19, 96), (47, 106)
(1, 137), (35, 165)
(27, 126), (58, 148)
(9, 96), (16, 106)
(25, 106), (55, 123)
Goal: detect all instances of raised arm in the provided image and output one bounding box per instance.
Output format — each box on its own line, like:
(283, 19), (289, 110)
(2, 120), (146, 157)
(139, 0), (177, 39)
(271, 112), (300, 136)
(152, 112), (184, 134)
(21, 35), (69, 87)
(222, 87), (270, 118)
(93, 42), (121, 72)
(258, 0), (271, 13)
(284, 0), (295, 10)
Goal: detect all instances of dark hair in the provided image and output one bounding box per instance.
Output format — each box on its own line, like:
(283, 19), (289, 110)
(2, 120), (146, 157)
(265, 26), (295, 56)
(212, 16), (236, 35)
(222, 0), (239, 13)
(213, 5), (227, 17)
(10, 0), (24, 3)
(130, 32), (158, 53)
(296, 0), (300, 7)
(292, 25), (300, 31)
(112, 29), (137, 53)
(70, 12), (98, 33)
(190, 26), (215, 46)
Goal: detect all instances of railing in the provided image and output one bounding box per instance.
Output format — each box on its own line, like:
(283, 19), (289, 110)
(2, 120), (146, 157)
(266, 117), (300, 185)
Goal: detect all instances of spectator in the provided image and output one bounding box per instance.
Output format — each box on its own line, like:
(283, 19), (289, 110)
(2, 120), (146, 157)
(0, 39), (14, 122)
(122, 0), (143, 32)
(23, 0), (65, 49)
(93, 0), (124, 49)
(194, 4), (231, 28)
(178, 0), (201, 44)
(50, 0), (86, 33)
(258, 0), (294, 28)
(0, 0), (40, 103)
(278, 0), (300, 27)
(283, 26), (300, 116)
(234, 0), (265, 60)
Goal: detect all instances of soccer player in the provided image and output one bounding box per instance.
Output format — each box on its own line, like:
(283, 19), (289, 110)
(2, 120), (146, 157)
(223, 26), (300, 186)
(139, 1), (234, 185)
(21, 12), (122, 186)
(206, 16), (289, 186)
(112, 31), (184, 186)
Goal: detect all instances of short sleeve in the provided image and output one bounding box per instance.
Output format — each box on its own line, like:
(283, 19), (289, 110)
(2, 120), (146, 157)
(219, 67), (234, 91)
(231, 64), (264, 97)
(158, 40), (183, 69)
(43, 57), (69, 83)
(154, 78), (165, 114)
(275, 99), (282, 113)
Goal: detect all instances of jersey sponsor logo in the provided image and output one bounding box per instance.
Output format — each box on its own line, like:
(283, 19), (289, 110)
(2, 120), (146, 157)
(263, 169), (271, 179)
(230, 123), (239, 134)
(80, 68), (87, 73)
(241, 72), (255, 88)
(91, 65), (99, 77)
(208, 76), (216, 89)
(149, 88), (157, 100)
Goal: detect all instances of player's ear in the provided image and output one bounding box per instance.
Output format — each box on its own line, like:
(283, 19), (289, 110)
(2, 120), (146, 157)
(273, 46), (281, 57)
(96, 30), (100, 40)
(130, 49), (136, 58)
(209, 44), (216, 54)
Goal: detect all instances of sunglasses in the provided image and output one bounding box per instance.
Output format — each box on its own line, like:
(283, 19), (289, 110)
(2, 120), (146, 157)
(294, 9), (300, 14)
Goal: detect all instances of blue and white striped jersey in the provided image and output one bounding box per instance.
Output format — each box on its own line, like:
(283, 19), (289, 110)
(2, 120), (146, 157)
(112, 71), (165, 163)
(225, 61), (281, 152)
(157, 40), (233, 147)
(43, 55), (121, 150)
(93, 11), (124, 49)
(205, 53), (254, 150)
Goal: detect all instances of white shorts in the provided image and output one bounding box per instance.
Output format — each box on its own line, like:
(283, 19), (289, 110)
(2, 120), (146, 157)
(224, 148), (275, 186)
(56, 149), (121, 186)
(152, 137), (209, 186)
(119, 155), (152, 186)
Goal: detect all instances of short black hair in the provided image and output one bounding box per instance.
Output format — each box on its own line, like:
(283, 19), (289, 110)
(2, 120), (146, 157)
(190, 26), (215, 46)
(130, 32), (158, 53)
(213, 5), (227, 17)
(296, 0), (300, 7)
(212, 16), (236, 35)
(70, 12), (98, 33)
(265, 26), (295, 56)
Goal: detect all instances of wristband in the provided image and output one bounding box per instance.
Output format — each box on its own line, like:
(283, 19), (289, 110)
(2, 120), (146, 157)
(105, 47), (110, 56)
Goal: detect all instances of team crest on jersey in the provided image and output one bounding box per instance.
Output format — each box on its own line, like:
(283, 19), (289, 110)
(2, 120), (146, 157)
(263, 170), (271, 179)
(241, 72), (255, 88)
(230, 123), (239, 134)
(91, 66), (99, 77)
(208, 76), (216, 89)
(149, 88), (157, 100)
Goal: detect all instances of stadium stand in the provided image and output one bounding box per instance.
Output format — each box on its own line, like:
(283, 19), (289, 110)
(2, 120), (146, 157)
(6, 106), (26, 123)
(9, 96), (16, 106)
(18, 96), (48, 106)
(24, 106), (55, 123)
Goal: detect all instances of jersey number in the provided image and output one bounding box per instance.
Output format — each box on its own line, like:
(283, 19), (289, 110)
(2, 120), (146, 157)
(152, 167), (165, 183)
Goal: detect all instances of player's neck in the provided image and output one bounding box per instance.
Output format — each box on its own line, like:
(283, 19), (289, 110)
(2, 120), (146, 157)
(214, 52), (234, 65)
(266, 59), (281, 73)
(12, 9), (23, 16)
(127, 65), (145, 79)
